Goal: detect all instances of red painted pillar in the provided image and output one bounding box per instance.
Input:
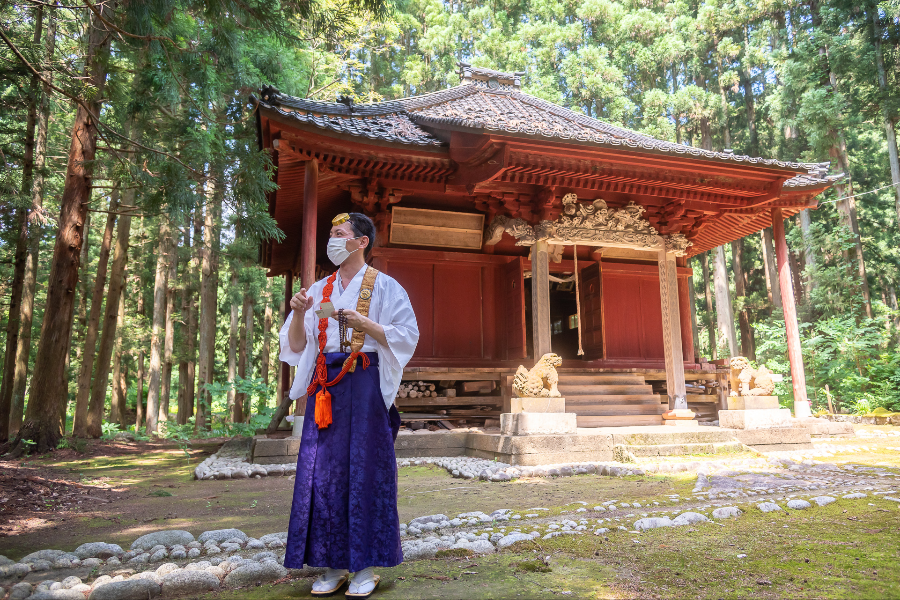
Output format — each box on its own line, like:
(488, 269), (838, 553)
(772, 208), (810, 417)
(302, 159), (318, 289)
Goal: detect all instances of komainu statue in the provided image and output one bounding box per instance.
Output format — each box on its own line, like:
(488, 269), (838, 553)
(513, 353), (562, 398)
(729, 356), (777, 397)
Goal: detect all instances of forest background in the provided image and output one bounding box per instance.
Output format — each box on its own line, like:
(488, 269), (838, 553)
(1, 0), (899, 453)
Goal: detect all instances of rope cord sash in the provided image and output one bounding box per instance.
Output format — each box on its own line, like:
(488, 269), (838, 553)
(573, 243), (584, 356)
(305, 267), (380, 429)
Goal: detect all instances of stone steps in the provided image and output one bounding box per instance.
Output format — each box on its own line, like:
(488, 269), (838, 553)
(570, 404), (666, 416)
(556, 374), (646, 385)
(556, 373), (665, 427)
(576, 414), (664, 427)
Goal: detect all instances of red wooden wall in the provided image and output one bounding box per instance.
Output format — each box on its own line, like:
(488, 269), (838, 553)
(370, 248), (525, 366)
(600, 262), (693, 363)
(371, 249), (693, 368)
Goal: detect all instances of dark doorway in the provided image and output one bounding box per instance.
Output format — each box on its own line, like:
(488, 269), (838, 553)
(524, 275), (584, 361)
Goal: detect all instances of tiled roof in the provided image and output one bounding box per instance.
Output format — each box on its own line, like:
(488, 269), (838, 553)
(255, 77), (836, 187)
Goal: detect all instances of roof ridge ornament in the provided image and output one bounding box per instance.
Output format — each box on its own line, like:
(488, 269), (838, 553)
(484, 194), (693, 256)
(457, 61), (526, 90)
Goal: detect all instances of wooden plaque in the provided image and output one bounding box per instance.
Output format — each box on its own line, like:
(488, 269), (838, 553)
(390, 207), (485, 250)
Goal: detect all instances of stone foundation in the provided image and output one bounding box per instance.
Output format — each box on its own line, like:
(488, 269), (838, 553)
(500, 412), (577, 436)
(718, 408), (793, 430)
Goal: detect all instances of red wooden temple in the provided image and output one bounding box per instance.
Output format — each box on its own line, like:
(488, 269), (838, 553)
(253, 63), (838, 427)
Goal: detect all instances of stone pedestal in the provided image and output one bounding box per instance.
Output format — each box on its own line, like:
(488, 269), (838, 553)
(719, 408), (793, 430)
(510, 397), (566, 413)
(727, 396), (779, 410)
(250, 435), (302, 464)
(500, 412), (577, 436)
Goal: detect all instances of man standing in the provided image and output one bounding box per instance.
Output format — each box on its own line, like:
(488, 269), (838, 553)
(279, 212), (418, 597)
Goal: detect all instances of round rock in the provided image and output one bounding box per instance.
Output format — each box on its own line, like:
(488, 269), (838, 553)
(711, 507), (742, 519)
(672, 512), (709, 526)
(811, 496), (836, 506)
(198, 529), (249, 544)
(634, 517), (674, 531)
(130, 530), (195, 551)
(786, 499), (812, 510)
(74, 542), (123, 560)
(161, 570), (221, 596)
(222, 562), (288, 588)
(87, 579), (161, 600)
(757, 502), (782, 513)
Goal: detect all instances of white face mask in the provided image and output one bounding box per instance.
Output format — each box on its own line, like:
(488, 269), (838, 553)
(326, 236), (361, 266)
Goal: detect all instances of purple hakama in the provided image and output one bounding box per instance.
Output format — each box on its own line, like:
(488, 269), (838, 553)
(284, 352), (403, 572)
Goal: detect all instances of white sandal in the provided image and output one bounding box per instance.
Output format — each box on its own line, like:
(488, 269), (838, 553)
(346, 573), (381, 598)
(311, 572), (349, 596)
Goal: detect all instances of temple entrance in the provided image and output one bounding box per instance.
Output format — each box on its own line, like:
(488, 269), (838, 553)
(525, 269), (600, 361)
(549, 280), (580, 359)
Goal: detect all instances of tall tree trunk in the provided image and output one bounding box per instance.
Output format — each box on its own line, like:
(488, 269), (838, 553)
(86, 194), (134, 438)
(177, 213), (199, 424)
(713, 245), (738, 357)
(145, 217), (171, 434)
(761, 227), (783, 309)
(1, 212), (28, 443)
(872, 9), (900, 231)
(10, 7), (56, 439)
(73, 192), (118, 436)
(797, 210), (816, 296)
(160, 237), (178, 424)
(888, 284), (900, 340)
(701, 251), (717, 360)
(135, 350), (145, 430)
(259, 288), (272, 412)
(227, 271), (239, 422)
(731, 239), (755, 359)
(196, 183), (221, 433)
(0, 8), (43, 442)
(12, 1), (112, 454)
(238, 285), (253, 422)
(740, 25), (759, 157)
(111, 293), (127, 427)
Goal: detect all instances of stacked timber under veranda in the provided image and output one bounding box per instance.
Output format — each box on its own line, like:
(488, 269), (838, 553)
(253, 62), (837, 430)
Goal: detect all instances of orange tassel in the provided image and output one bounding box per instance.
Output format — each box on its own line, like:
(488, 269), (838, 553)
(315, 388), (332, 429)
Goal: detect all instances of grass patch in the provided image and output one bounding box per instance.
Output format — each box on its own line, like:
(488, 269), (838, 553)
(514, 559), (552, 573)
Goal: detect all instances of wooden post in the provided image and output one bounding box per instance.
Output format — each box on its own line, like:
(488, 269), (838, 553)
(531, 240), (552, 360)
(302, 159), (318, 289)
(772, 208), (811, 418)
(658, 246), (687, 410)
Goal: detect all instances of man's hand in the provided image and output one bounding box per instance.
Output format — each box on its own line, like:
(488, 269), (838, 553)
(290, 288), (314, 313)
(332, 308), (368, 330)
(331, 309), (388, 347)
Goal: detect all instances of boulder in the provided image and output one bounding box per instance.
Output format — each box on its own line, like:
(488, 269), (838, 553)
(496, 533), (532, 548)
(786, 499), (812, 510)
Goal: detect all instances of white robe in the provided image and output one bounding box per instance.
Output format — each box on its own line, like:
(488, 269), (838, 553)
(279, 264), (419, 409)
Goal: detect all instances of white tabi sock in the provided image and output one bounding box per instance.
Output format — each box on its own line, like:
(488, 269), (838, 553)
(349, 566), (377, 595)
(312, 567), (349, 592)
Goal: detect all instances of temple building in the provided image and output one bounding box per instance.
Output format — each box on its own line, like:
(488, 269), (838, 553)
(253, 63), (838, 429)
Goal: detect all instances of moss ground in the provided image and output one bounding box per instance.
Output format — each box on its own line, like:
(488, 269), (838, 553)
(2, 435), (899, 598)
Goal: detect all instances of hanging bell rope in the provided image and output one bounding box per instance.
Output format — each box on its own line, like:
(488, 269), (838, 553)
(573, 243), (584, 356)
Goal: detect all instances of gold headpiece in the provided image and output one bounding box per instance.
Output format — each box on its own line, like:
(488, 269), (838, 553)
(332, 213), (350, 226)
